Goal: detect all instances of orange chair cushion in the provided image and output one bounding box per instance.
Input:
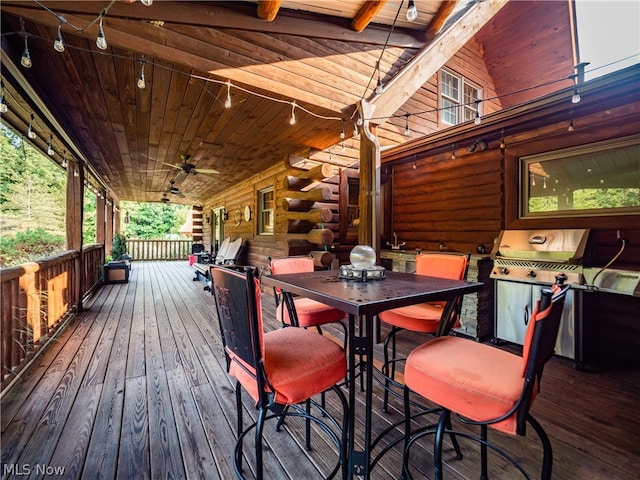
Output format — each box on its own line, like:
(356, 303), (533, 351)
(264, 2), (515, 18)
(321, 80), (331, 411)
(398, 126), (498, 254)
(229, 327), (346, 405)
(405, 336), (532, 434)
(379, 254), (467, 331)
(379, 303), (445, 332)
(276, 298), (346, 327)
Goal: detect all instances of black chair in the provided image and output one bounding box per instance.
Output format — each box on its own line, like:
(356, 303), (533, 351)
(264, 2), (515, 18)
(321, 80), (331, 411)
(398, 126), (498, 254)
(211, 265), (349, 480)
(401, 282), (570, 480)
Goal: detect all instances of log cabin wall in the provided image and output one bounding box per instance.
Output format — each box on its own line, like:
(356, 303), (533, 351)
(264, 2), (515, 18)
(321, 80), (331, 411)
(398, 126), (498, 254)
(201, 161), (343, 273)
(382, 65), (640, 361)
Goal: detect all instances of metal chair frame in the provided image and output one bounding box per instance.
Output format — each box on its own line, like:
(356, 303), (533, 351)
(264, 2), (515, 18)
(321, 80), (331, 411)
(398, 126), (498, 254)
(402, 283), (569, 480)
(212, 265), (349, 480)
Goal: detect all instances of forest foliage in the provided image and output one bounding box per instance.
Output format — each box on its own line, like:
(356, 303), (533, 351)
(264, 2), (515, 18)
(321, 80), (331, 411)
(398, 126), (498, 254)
(1, 125), (190, 267)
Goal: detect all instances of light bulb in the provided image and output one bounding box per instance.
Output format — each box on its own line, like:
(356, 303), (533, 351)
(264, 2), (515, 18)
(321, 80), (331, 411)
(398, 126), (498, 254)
(571, 88), (581, 104)
(568, 119), (575, 132)
(141, 0), (153, 5)
(340, 125), (345, 140)
(74, 167), (79, 177)
(47, 136), (55, 156)
(406, 0), (418, 22)
(96, 17), (107, 50)
(0, 95), (7, 113)
(21, 37), (32, 68)
(137, 62), (146, 89)
(224, 80), (232, 108)
(61, 151), (67, 168)
(27, 116), (36, 139)
(404, 115), (410, 136)
(289, 101), (296, 125)
(54, 24), (65, 52)
(376, 80), (383, 95)
(474, 114), (481, 125)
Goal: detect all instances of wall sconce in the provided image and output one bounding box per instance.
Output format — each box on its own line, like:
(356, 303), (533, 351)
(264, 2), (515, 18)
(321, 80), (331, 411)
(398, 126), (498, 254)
(204, 214), (210, 224)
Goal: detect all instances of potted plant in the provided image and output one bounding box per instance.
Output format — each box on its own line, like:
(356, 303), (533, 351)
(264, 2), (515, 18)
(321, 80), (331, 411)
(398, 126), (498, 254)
(104, 233), (130, 284)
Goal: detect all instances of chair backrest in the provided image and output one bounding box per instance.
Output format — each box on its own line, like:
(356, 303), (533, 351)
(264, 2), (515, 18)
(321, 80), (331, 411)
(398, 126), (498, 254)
(415, 253), (469, 280)
(214, 237), (231, 264)
(223, 237), (243, 264)
(516, 283), (569, 434)
(269, 256), (314, 295)
(415, 253), (470, 336)
(211, 266), (266, 397)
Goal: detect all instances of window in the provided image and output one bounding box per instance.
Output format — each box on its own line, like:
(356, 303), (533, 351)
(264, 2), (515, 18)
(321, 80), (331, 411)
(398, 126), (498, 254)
(440, 70), (481, 126)
(520, 135), (640, 218)
(258, 187), (274, 234)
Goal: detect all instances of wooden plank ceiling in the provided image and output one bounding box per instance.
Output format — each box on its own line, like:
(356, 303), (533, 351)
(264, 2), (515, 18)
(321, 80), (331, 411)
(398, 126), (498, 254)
(0, 1), (574, 205)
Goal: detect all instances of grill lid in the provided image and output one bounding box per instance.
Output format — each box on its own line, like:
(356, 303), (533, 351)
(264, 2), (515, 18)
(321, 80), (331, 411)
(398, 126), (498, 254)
(491, 229), (590, 264)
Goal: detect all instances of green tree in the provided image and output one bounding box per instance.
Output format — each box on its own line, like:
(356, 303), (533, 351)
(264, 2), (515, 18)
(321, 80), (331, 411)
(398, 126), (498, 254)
(121, 201), (189, 239)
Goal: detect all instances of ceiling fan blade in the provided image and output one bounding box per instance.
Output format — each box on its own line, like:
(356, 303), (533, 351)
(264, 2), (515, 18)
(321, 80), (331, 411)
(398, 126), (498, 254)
(163, 162), (183, 170)
(175, 170), (188, 183)
(193, 168), (220, 175)
(141, 168), (174, 173)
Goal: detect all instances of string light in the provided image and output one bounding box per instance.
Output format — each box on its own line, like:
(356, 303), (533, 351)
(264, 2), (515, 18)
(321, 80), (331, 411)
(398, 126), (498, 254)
(74, 166), (79, 177)
(140, 0), (153, 5)
(376, 62), (384, 94)
(96, 12), (107, 50)
(289, 101), (296, 125)
(54, 23), (65, 52)
(21, 34), (32, 68)
(224, 80), (232, 108)
(571, 87), (581, 104)
(0, 80), (7, 113)
(61, 149), (67, 168)
(568, 118), (575, 132)
(47, 134), (55, 156)
(27, 114), (37, 139)
(451, 143), (456, 160)
(137, 60), (146, 89)
(500, 129), (506, 149)
(404, 113), (411, 136)
(474, 100), (482, 125)
(406, 0), (418, 22)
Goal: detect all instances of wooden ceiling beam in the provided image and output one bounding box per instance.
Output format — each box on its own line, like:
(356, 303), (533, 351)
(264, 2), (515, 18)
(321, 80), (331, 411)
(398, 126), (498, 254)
(2, 6), (355, 113)
(424, 0), (459, 42)
(1, 1), (423, 48)
(351, 0), (388, 33)
(257, 1), (283, 22)
(369, 0), (509, 123)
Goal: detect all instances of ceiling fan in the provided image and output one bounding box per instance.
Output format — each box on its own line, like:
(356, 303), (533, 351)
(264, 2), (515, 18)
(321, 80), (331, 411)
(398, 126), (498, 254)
(149, 181), (190, 200)
(144, 154), (219, 181)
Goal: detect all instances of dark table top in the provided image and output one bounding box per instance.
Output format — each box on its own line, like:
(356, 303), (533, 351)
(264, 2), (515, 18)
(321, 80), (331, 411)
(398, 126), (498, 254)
(263, 270), (483, 317)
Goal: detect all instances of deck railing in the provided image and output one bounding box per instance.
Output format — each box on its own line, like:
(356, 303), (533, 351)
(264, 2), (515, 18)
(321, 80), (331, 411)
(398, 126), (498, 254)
(126, 239), (192, 261)
(0, 239), (191, 392)
(0, 244), (104, 392)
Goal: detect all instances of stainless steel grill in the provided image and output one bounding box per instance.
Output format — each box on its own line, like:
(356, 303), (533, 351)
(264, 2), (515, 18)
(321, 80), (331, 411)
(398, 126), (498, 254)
(490, 229), (591, 361)
(490, 228), (590, 286)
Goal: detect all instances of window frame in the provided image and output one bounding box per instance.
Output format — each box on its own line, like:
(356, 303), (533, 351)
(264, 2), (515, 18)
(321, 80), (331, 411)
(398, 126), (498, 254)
(257, 186), (275, 235)
(439, 70), (482, 126)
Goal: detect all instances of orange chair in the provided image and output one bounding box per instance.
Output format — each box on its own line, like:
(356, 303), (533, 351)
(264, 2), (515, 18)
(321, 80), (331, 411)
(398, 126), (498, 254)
(378, 253), (470, 411)
(402, 283), (569, 480)
(269, 256), (347, 342)
(211, 265), (349, 480)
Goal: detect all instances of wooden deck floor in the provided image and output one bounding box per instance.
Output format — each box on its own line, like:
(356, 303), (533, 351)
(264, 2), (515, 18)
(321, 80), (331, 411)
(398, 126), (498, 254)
(2, 261), (639, 480)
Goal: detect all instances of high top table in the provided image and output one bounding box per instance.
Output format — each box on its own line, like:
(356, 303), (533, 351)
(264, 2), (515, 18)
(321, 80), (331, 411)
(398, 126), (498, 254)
(262, 269), (483, 479)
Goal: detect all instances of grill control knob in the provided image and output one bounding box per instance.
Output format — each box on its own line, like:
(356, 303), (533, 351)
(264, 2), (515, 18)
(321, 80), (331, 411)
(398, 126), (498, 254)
(500, 267), (510, 275)
(527, 270), (537, 278)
